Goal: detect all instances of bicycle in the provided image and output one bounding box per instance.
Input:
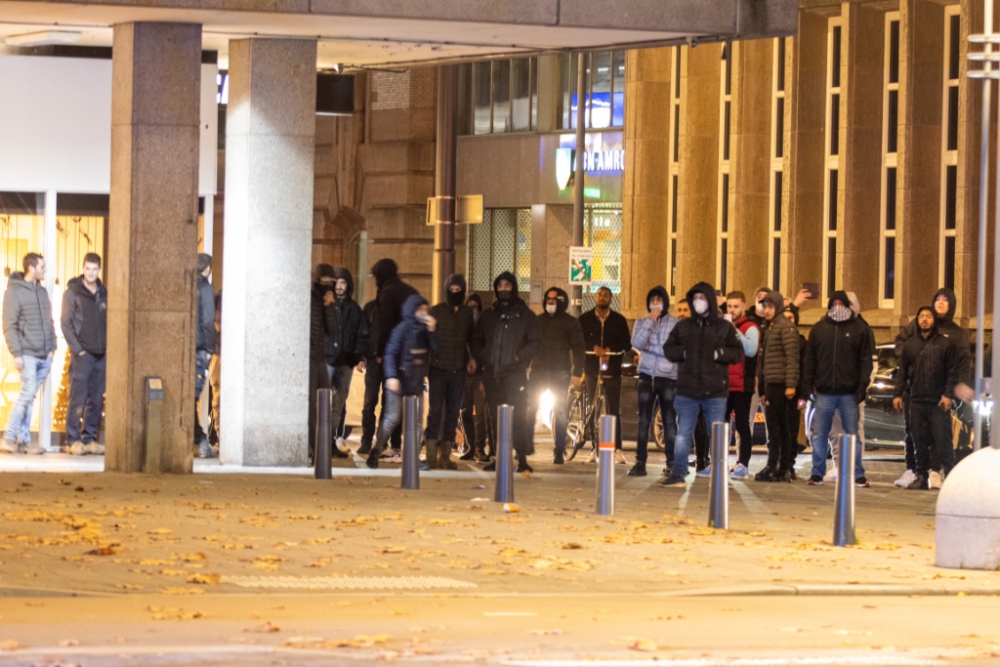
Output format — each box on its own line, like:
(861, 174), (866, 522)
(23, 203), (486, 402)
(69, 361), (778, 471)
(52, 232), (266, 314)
(565, 354), (619, 461)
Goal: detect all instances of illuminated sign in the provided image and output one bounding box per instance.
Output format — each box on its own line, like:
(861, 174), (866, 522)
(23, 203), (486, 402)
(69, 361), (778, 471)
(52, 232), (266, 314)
(553, 132), (625, 191)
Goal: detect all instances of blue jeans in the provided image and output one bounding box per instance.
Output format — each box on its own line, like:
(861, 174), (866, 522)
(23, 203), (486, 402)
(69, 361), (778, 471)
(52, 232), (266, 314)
(672, 395), (727, 478)
(636, 374), (677, 463)
(810, 393), (865, 479)
(5, 354), (52, 444)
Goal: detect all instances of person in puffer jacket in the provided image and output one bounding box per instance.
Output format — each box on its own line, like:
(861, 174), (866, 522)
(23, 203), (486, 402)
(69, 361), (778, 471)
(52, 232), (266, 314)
(754, 290), (801, 482)
(366, 294), (437, 469)
(627, 286), (679, 478)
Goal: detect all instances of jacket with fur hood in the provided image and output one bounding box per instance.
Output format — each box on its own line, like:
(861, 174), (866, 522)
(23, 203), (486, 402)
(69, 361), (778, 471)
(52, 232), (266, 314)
(534, 286), (586, 377)
(894, 287), (971, 384)
(471, 271), (543, 377)
(757, 290), (801, 390)
(428, 274), (475, 372)
(802, 290), (875, 399)
(326, 267), (368, 367)
(383, 294), (437, 395)
(631, 286), (679, 379)
(662, 282), (744, 399)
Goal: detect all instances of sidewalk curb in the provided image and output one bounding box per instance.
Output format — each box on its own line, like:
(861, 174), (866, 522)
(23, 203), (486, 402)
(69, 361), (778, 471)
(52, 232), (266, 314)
(652, 583), (1000, 597)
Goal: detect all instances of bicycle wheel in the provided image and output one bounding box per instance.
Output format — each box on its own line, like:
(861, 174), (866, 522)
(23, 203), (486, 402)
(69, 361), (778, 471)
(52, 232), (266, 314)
(565, 390), (586, 460)
(453, 414), (471, 456)
(591, 389), (607, 446)
(652, 409), (665, 451)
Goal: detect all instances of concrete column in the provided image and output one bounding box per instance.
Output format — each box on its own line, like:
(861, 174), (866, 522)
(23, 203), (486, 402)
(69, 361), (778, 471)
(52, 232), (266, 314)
(221, 38), (317, 467)
(621, 47), (672, 320)
(676, 45), (721, 293)
(106, 22), (202, 474)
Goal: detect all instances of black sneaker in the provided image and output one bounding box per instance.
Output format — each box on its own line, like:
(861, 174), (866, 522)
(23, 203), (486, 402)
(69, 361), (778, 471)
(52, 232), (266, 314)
(483, 461), (496, 472)
(459, 449), (476, 461)
(627, 462), (647, 477)
(773, 469), (792, 483)
(807, 474), (823, 485)
(475, 450), (491, 463)
(660, 473), (687, 487)
(517, 460), (533, 474)
(357, 443), (372, 456)
(786, 468), (798, 481)
(907, 474), (929, 490)
(855, 476), (871, 488)
(754, 466), (777, 482)
(365, 452), (379, 469)
(553, 450), (565, 465)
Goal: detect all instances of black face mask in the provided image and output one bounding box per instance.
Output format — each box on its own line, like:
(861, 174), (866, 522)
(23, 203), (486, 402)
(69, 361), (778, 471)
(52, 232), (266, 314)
(496, 290), (513, 303)
(447, 291), (464, 307)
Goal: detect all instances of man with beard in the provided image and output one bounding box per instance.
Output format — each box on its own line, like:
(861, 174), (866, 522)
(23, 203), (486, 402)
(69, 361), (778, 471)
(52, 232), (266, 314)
(326, 267), (367, 456)
(472, 272), (543, 473)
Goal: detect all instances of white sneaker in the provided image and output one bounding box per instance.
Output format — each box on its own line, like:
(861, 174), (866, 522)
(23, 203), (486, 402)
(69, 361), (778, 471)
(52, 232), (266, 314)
(614, 449), (627, 465)
(69, 441), (87, 456)
(387, 451), (403, 464)
(23, 441), (45, 455)
(928, 470), (943, 489)
(85, 442), (105, 455)
(335, 437), (351, 454)
(823, 468), (838, 483)
(585, 450), (596, 464)
(894, 469), (916, 488)
(0, 438), (17, 454)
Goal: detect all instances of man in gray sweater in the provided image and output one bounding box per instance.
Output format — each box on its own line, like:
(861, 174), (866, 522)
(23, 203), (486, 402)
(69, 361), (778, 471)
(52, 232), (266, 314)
(1, 253), (57, 455)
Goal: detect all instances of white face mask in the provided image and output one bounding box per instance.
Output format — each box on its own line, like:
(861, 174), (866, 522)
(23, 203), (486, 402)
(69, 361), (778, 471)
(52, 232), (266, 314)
(649, 303), (663, 312)
(755, 301), (765, 316)
(693, 298), (709, 315)
(545, 304), (557, 315)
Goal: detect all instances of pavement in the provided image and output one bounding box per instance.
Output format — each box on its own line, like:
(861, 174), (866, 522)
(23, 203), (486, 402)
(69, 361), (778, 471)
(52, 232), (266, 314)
(2, 438), (999, 666)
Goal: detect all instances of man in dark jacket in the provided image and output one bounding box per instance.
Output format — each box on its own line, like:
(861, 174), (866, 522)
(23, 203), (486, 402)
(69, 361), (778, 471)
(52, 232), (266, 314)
(424, 274), (475, 470)
(367, 294), (437, 469)
(893, 306), (962, 489)
(359, 298), (400, 455)
(725, 291), (760, 480)
(195, 253), (216, 458)
(661, 282), (744, 485)
(803, 290), (875, 487)
(0, 253), (57, 455)
(472, 272), (543, 472)
(461, 294), (492, 462)
(326, 267), (367, 455)
(530, 286), (585, 464)
(754, 291), (801, 482)
(372, 258), (418, 362)
(61, 253), (108, 456)
(578, 286), (632, 459)
(308, 264), (335, 460)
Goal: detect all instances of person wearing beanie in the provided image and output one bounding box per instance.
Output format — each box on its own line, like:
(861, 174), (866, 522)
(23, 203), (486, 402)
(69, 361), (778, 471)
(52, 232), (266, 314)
(194, 253), (216, 458)
(802, 290), (875, 487)
(424, 274), (475, 470)
(754, 290), (801, 482)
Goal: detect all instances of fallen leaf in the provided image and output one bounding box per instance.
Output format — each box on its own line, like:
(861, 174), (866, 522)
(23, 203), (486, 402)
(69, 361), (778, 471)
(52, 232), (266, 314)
(528, 629), (563, 636)
(161, 587), (204, 595)
(245, 622), (281, 633)
(187, 573), (221, 585)
(149, 528), (173, 535)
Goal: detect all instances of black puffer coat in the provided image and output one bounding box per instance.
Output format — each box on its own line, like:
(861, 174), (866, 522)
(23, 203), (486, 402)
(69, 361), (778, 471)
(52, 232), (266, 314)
(894, 287), (972, 384)
(757, 290), (801, 390)
(662, 282), (744, 400)
(472, 271), (543, 378)
(428, 274), (474, 372)
(534, 286), (586, 377)
(895, 322), (963, 403)
(326, 268), (368, 367)
(802, 291), (875, 400)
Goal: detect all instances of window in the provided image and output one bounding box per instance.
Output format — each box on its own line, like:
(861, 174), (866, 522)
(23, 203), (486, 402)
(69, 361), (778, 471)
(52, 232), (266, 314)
(469, 209), (532, 296)
(668, 46), (682, 297)
(768, 37), (789, 294)
(940, 7), (961, 291)
(458, 58), (539, 135)
(558, 51), (626, 130)
(582, 205), (623, 311)
(717, 43), (733, 294)
(823, 19), (843, 300)
(880, 13), (900, 307)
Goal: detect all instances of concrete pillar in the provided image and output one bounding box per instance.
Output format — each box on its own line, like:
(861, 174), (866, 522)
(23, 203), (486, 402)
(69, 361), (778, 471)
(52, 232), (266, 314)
(621, 47), (672, 320)
(106, 22), (202, 474)
(221, 38), (317, 467)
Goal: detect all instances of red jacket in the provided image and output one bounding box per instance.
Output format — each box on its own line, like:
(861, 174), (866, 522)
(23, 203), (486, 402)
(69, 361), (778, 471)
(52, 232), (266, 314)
(728, 315), (760, 394)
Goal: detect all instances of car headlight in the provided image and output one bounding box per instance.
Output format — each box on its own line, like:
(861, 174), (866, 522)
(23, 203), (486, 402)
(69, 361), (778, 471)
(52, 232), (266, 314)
(540, 389), (555, 416)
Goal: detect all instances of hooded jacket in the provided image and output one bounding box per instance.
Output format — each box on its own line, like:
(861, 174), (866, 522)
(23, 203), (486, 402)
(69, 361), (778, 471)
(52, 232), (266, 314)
(894, 287), (972, 384)
(2, 272), (57, 359)
(428, 274), (475, 372)
(662, 282), (744, 399)
(326, 268), (368, 367)
(197, 274), (216, 355)
(631, 286), (679, 379)
(579, 296), (632, 378)
(471, 271), (543, 377)
(534, 286), (586, 377)
(746, 285), (771, 328)
(383, 294), (437, 395)
(61, 275), (108, 357)
(372, 258), (418, 358)
(802, 290), (875, 399)
(363, 299), (379, 361)
(310, 280), (333, 364)
(895, 314), (963, 403)
(758, 290), (801, 390)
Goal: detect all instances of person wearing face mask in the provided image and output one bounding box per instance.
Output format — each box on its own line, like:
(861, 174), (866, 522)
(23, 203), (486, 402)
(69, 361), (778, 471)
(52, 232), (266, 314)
(660, 282), (744, 486)
(802, 290), (875, 487)
(471, 272), (543, 472)
(754, 291), (801, 482)
(530, 287), (586, 464)
(324, 267), (367, 458)
(308, 264), (336, 462)
(578, 286), (632, 462)
(424, 275), (475, 470)
(461, 294), (492, 462)
(628, 286), (679, 477)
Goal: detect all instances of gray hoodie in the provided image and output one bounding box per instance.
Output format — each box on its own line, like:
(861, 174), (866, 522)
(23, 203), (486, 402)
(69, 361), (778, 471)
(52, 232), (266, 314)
(2, 272), (56, 359)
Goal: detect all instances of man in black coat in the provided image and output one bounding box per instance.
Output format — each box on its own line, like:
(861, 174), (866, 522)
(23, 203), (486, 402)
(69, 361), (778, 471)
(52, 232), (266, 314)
(326, 267), (367, 456)
(530, 287), (585, 464)
(308, 264), (335, 460)
(425, 274), (475, 470)
(359, 298), (400, 455)
(578, 286), (631, 459)
(661, 282), (744, 485)
(472, 271), (543, 473)
(461, 294), (492, 462)
(893, 306), (963, 490)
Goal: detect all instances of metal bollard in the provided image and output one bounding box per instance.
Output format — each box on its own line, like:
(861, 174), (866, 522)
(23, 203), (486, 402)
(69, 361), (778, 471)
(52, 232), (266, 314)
(314, 388), (333, 480)
(401, 395), (422, 490)
(708, 421), (730, 529)
(494, 404), (515, 503)
(596, 415), (616, 516)
(832, 434), (857, 546)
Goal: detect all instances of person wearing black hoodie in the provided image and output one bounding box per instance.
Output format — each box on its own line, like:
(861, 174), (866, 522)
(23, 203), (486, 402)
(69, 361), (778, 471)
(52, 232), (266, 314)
(366, 294), (437, 469)
(661, 282), (744, 485)
(372, 259), (418, 361)
(530, 286), (586, 464)
(803, 290), (875, 487)
(424, 275), (475, 470)
(471, 272), (543, 472)
(308, 264), (335, 460)
(461, 294), (492, 462)
(325, 268), (367, 456)
(893, 306), (962, 489)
